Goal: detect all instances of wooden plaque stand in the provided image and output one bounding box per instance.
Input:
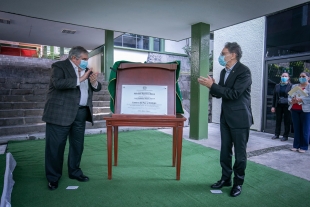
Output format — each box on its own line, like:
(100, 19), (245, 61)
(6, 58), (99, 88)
(104, 63), (186, 180)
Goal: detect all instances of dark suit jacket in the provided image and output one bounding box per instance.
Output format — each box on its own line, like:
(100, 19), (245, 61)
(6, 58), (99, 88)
(42, 59), (102, 126)
(272, 83), (292, 108)
(210, 61), (253, 129)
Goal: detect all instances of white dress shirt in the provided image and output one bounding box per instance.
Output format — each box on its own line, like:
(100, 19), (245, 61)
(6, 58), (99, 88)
(224, 62), (237, 84)
(69, 60), (88, 106)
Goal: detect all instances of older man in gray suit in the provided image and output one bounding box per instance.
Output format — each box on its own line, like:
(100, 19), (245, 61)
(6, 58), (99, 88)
(42, 46), (102, 190)
(198, 42), (253, 197)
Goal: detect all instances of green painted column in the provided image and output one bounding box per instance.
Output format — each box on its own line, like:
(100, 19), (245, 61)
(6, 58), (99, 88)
(43, 46), (47, 58)
(59, 47), (64, 56)
(160, 39), (165, 52)
(104, 30), (114, 81)
(100, 46), (106, 73)
(149, 37), (154, 51)
(189, 22), (210, 140)
(50, 46), (54, 59)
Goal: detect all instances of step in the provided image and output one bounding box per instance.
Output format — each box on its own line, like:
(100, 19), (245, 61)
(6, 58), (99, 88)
(0, 102), (46, 110)
(93, 101), (110, 107)
(0, 116), (44, 126)
(93, 88), (110, 95)
(0, 113), (110, 126)
(0, 95), (47, 102)
(0, 126), (160, 143)
(92, 94), (111, 101)
(0, 123), (46, 136)
(0, 81), (49, 90)
(0, 120), (107, 136)
(0, 107), (110, 119)
(86, 120), (106, 128)
(93, 113), (111, 121)
(93, 107), (111, 114)
(0, 109), (44, 117)
(0, 102), (110, 110)
(0, 92), (108, 102)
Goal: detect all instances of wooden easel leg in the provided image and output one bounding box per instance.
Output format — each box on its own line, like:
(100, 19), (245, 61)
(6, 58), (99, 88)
(107, 125), (113, 180)
(172, 127), (177, 167)
(176, 124), (183, 180)
(114, 126), (118, 166)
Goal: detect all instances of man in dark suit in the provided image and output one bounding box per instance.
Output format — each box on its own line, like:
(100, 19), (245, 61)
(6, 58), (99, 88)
(42, 46), (102, 190)
(198, 42), (253, 197)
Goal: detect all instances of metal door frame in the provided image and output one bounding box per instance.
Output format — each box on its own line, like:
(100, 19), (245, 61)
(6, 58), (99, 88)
(262, 54), (310, 132)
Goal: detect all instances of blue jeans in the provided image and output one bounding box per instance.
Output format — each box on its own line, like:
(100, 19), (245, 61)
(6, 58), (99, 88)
(291, 109), (310, 150)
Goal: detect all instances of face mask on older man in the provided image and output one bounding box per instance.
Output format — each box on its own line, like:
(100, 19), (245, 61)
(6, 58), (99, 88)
(79, 60), (88, 70)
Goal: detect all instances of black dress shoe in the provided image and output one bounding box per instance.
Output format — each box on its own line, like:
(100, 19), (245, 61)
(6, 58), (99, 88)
(280, 136), (288, 141)
(271, 135), (279, 139)
(48, 181), (58, 190)
(230, 185), (242, 197)
(211, 180), (232, 189)
(69, 174), (89, 182)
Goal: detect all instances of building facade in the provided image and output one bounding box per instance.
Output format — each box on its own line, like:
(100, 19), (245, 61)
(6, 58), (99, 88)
(213, 2), (310, 133)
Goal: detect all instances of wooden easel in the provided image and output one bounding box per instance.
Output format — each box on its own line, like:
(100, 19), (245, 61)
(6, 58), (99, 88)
(104, 63), (186, 180)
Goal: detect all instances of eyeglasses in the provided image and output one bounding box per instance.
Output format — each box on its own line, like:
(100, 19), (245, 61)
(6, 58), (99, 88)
(220, 52), (229, 56)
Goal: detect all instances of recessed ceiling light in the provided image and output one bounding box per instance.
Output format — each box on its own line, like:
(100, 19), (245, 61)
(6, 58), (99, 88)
(62, 29), (76, 34)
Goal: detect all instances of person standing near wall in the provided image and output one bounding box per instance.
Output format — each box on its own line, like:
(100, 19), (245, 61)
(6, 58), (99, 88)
(42, 46), (102, 190)
(288, 71), (310, 153)
(198, 42), (253, 197)
(271, 73), (292, 141)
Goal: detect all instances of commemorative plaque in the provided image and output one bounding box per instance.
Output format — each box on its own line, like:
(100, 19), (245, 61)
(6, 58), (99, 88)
(120, 85), (168, 115)
(113, 63), (177, 116)
(104, 62), (187, 181)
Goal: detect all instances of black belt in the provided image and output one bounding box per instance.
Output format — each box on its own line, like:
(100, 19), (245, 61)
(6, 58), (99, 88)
(79, 105), (88, 109)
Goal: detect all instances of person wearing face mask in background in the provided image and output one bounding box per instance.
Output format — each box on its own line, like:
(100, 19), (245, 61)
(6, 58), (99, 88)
(42, 46), (102, 190)
(198, 42), (253, 197)
(271, 73), (292, 141)
(288, 72), (310, 153)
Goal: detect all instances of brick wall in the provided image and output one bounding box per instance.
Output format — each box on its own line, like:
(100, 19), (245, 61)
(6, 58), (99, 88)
(0, 55), (108, 139)
(0, 55), (56, 93)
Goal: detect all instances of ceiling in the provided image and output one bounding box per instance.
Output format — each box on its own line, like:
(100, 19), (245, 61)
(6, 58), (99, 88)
(0, 0), (309, 50)
(0, 12), (123, 50)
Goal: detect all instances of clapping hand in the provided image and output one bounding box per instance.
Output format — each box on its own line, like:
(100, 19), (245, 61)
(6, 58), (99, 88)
(89, 71), (99, 85)
(79, 69), (92, 82)
(198, 76), (215, 88)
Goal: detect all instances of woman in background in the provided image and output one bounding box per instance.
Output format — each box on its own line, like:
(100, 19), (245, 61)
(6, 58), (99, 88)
(271, 73), (292, 141)
(288, 72), (310, 153)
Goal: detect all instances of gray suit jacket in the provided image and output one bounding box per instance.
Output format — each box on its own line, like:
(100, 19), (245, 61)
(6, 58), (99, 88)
(42, 59), (102, 126)
(210, 61), (253, 128)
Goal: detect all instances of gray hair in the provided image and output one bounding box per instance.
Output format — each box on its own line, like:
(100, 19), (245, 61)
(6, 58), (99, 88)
(224, 42), (242, 61)
(68, 46), (88, 59)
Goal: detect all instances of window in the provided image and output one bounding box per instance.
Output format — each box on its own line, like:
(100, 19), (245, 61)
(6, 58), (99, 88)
(64, 48), (70, 54)
(122, 33), (137, 48)
(154, 38), (160, 52)
(137, 35), (149, 50)
(114, 33), (161, 51)
(266, 3), (310, 57)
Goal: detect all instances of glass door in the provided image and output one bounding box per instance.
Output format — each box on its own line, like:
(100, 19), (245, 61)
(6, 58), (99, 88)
(263, 56), (310, 136)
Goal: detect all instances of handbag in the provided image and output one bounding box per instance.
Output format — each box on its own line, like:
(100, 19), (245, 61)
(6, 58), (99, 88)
(278, 97), (288, 104)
